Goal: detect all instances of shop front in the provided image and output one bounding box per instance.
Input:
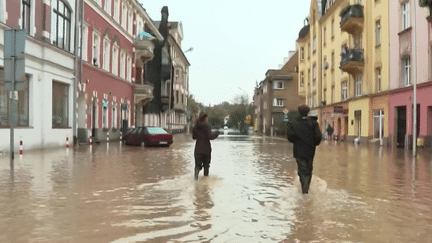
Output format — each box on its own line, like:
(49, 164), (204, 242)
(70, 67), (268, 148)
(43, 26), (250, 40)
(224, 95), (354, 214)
(321, 104), (349, 141)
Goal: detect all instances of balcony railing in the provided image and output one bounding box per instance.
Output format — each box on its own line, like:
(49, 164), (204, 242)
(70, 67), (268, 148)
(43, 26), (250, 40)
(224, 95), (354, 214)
(340, 4), (364, 35)
(135, 33), (155, 63)
(339, 48), (364, 75)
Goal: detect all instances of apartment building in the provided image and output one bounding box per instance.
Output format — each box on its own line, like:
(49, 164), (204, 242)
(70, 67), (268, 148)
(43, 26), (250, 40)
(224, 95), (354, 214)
(389, 1), (432, 147)
(78, 0), (163, 143)
(0, 0), (78, 151)
(254, 51), (304, 136)
(298, 0), (390, 144)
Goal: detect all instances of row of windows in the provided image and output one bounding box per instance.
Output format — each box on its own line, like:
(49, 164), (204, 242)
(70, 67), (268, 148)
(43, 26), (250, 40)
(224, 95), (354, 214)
(81, 27), (133, 81)
(95, 0), (137, 36)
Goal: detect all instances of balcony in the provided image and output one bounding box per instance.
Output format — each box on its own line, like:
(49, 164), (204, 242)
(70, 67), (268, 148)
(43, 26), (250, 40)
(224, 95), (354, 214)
(133, 83), (154, 105)
(339, 48), (364, 76)
(340, 4), (364, 35)
(135, 32), (156, 63)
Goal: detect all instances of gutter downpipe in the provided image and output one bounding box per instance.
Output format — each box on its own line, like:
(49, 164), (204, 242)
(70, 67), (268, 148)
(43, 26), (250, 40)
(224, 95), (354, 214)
(72, 0), (81, 144)
(413, 0), (418, 157)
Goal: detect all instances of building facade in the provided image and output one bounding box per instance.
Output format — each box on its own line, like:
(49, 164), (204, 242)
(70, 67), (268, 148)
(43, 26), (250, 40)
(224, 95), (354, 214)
(389, 0), (432, 147)
(1, 0), (78, 151)
(254, 51), (304, 136)
(298, 0), (390, 144)
(78, 0), (162, 143)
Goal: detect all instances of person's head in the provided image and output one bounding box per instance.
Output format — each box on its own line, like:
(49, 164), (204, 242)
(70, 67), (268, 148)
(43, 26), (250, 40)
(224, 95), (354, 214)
(298, 104), (310, 117)
(197, 112), (208, 124)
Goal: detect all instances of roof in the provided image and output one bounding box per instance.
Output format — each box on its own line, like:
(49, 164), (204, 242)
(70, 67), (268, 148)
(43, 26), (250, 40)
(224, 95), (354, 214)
(298, 25), (310, 39)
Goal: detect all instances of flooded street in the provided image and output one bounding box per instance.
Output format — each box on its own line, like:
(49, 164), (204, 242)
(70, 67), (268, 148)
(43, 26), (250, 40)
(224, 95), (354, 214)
(1, 134), (432, 242)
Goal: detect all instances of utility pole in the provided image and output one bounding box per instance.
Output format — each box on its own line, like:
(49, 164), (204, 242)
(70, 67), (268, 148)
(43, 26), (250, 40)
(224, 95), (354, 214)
(413, 0), (418, 157)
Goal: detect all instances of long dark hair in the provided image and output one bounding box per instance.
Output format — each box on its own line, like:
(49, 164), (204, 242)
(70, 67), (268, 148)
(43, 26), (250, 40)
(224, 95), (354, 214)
(195, 113), (208, 126)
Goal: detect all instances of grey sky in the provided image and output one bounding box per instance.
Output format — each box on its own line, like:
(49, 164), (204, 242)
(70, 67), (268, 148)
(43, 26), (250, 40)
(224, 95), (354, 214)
(140, 1), (311, 106)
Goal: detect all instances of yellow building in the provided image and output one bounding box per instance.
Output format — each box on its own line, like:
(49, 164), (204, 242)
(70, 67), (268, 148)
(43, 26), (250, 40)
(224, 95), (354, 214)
(297, 0), (389, 144)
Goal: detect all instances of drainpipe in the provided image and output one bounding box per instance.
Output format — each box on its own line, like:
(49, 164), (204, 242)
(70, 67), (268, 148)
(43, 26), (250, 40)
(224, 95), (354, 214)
(72, 0), (81, 144)
(412, 0), (418, 157)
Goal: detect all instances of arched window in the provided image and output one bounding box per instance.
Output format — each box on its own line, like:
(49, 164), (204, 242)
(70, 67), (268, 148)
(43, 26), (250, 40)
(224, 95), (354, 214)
(51, 0), (72, 51)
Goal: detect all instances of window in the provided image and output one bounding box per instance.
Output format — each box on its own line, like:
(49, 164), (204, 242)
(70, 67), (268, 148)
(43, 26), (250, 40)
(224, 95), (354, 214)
(102, 99), (108, 128)
(112, 102), (117, 128)
(263, 85), (267, 94)
(403, 57), (411, 86)
(122, 3), (127, 29)
(51, 0), (72, 51)
(323, 89), (327, 104)
(112, 46), (119, 75)
(273, 81), (283, 89)
(312, 65), (316, 86)
(104, 0), (111, 15)
(52, 81), (69, 128)
(308, 69), (311, 85)
(128, 9), (133, 34)
(376, 69), (381, 92)
(103, 40), (110, 71)
(120, 51), (125, 79)
(331, 85), (335, 103)
(92, 33), (100, 66)
(307, 94), (312, 106)
(331, 19), (335, 37)
(83, 25), (88, 61)
(0, 70), (29, 127)
(313, 36), (317, 52)
(308, 43), (311, 59)
(176, 90), (179, 104)
(22, 0), (31, 34)
(300, 47), (304, 60)
(342, 82), (347, 101)
(323, 27), (326, 45)
(273, 98), (284, 107)
(0, 0), (6, 22)
(331, 51), (335, 71)
(312, 93), (317, 107)
(113, 0), (120, 22)
(402, 2), (410, 30)
(300, 72), (304, 86)
(355, 74), (362, 96)
(264, 102), (267, 109)
(127, 55), (132, 81)
(376, 20), (381, 46)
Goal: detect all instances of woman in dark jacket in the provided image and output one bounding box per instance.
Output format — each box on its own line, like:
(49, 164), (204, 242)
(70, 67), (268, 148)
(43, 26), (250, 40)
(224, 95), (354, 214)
(192, 113), (219, 180)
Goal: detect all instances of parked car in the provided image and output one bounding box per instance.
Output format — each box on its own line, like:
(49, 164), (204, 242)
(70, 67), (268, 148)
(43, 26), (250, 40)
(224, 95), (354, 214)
(123, 127), (173, 147)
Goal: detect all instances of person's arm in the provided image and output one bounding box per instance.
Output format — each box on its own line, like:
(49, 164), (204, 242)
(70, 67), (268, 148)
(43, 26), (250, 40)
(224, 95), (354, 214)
(313, 122), (322, 146)
(192, 126), (197, 140)
(206, 124), (219, 140)
(287, 123), (297, 143)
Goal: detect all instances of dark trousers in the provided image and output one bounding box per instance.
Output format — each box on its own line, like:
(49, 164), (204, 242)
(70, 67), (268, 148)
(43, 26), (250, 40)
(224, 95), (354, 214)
(296, 157), (314, 194)
(195, 153), (211, 176)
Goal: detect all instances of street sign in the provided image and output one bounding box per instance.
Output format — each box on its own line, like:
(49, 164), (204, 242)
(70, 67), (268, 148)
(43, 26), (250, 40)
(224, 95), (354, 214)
(4, 29), (27, 91)
(283, 109), (289, 114)
(284, 113), (289, 122)
(4, 30), (26, 58)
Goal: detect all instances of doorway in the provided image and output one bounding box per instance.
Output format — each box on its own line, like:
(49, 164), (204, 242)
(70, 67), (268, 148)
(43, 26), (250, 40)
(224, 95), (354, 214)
(396, 106), (406, 147)
(354, 110), (361, 138)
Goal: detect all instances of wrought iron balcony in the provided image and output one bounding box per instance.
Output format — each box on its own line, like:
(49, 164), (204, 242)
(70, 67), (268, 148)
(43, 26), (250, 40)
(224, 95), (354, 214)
(340, 4), (364, 35)
(133, 83), (154, 105)
(339, 48), (364, 75)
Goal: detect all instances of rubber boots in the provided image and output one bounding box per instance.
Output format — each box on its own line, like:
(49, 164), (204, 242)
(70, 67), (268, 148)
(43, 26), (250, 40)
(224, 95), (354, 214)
(299, 175), (311, 194)
(194, 167), (201, 180)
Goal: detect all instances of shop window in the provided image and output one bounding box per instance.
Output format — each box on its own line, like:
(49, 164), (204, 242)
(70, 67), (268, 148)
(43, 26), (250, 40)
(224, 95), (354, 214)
(52, 81), (69, 128)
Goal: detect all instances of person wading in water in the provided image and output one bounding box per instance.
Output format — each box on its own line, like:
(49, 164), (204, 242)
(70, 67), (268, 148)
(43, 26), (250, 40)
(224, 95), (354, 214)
(287, 104), (322, 194)
(192, 113), (220, 180)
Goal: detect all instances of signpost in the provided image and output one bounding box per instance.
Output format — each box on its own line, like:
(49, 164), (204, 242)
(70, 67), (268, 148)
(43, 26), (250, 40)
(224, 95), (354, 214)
(4, 29), (26, 167)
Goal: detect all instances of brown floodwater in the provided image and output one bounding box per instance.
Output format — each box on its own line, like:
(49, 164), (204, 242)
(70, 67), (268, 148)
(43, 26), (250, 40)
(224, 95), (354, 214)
(0, 134), (431, 242)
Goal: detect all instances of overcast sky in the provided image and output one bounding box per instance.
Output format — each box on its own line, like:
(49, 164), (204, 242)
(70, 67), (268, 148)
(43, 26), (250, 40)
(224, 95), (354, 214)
(140, 1), (311, 106)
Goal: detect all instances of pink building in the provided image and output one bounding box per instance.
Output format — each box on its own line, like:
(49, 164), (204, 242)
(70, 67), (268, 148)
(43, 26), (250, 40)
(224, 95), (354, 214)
(389, 0), (432, 147)
(77, 0), (162, 143)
